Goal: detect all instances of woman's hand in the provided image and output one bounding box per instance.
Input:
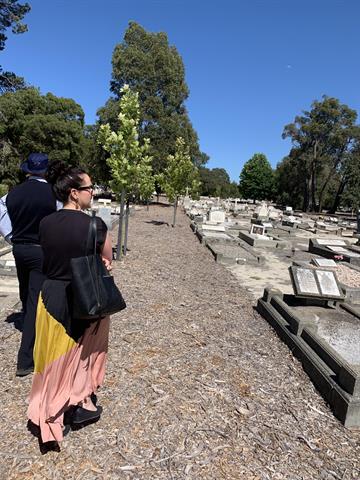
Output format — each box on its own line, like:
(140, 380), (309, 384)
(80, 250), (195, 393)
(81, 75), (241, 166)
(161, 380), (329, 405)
(102, 256), (112, 271)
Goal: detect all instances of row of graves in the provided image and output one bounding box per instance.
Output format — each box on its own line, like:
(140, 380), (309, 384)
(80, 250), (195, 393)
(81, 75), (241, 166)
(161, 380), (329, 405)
(183, 196), (360, 428)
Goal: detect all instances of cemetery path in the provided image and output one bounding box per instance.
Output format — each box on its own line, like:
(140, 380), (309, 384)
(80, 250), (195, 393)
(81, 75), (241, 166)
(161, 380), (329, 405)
(0, 204), (359, 479)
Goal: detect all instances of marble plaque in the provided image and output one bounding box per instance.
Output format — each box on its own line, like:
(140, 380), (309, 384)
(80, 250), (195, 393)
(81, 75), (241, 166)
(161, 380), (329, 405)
(327, 246), (347, 252)
(317, 239), (346, 246)
(295, 268), (319, 294)
(316, 270), (342, 297)
(312, 258), (337, 267)
(344, 251), (360, 258)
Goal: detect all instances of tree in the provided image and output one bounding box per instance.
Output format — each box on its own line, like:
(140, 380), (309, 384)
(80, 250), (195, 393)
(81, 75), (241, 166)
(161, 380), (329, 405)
(98, 84), (154, 258)
(0, 88), (86, 186)
(97, 22), (208, 178)
(198, 167), (238, 198)
(282, 96), (360, 212)
(332, 140), (360, 212)
(239, 153), (274, 202)
(157, 137), (200, 226)
(0, 0), (31, 93)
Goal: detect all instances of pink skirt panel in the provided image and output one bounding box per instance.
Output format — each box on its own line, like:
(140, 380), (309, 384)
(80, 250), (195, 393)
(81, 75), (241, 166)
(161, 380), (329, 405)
(28, 316), (110, 443)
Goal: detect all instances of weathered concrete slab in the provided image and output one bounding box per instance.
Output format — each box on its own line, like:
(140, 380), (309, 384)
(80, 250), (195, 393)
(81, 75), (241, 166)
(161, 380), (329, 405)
(257, 288), (360, 428)
(239, 230), (290, 249)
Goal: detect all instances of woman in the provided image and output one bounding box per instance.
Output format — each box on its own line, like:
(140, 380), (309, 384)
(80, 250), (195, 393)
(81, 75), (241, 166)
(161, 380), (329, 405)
(27, 162), (113, 444)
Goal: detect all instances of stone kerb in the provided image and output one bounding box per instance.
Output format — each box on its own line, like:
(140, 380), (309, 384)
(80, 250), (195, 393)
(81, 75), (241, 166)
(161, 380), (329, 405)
(257, 288), (360, 428)
(309, 238), (360, 266)
(238, 230), (289, 249)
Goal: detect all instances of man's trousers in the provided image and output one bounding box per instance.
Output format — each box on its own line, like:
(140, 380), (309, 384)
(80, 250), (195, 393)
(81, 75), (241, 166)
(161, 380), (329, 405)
(13, 244), (45, 371)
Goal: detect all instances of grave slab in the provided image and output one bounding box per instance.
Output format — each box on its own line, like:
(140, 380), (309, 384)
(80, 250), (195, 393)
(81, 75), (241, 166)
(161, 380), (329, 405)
(257, 289), (360, 428)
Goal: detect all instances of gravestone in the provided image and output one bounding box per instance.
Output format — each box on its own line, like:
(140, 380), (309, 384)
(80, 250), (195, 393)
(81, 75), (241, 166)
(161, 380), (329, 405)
(255, 204), (269, 219)
(312, 258), (337, 268)
(250, 224), (265, 236)
(98, 207), (112, 229)
(290, 266), (344, 300)
(208, 210), (225, 223)
(183, 196), (191, 209)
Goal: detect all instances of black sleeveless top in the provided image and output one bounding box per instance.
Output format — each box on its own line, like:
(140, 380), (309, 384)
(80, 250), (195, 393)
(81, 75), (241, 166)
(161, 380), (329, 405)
(39, 209), (107, 281)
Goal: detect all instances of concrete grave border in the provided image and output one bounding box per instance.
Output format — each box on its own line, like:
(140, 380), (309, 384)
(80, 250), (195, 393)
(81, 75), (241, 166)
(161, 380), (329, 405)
(257, 288), (360, 428)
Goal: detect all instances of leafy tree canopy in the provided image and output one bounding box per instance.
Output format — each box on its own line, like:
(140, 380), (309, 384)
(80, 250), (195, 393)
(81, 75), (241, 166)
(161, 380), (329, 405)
(280, 96), (360, 212)
(0, 0), (31, 93)
(158, 137), (200, 202)
(0, 87), (86, 186)
(97, 22), (208, 175)
(98, 84), (154, 200)
(199, 167), (238, 198)
(239, 153), (274, 202)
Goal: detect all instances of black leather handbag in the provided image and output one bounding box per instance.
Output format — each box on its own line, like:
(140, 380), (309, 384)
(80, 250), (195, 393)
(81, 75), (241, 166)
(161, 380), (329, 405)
(70, 213), (126, 319)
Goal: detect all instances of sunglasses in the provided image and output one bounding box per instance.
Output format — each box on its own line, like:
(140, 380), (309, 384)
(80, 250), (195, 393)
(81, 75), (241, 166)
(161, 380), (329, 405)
(77, 184), (94, 192)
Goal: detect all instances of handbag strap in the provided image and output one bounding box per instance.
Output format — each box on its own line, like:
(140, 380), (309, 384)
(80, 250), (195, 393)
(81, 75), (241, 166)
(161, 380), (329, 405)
(85, 211), (98, 255)
(86, 212), (101, 306)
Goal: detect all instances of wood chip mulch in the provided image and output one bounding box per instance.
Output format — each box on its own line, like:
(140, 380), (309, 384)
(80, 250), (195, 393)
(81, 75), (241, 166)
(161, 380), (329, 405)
(0, 204), (359, 479)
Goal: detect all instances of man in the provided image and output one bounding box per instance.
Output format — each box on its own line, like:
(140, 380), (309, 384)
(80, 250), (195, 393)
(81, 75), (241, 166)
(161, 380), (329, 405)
(6, 153), (57, 376)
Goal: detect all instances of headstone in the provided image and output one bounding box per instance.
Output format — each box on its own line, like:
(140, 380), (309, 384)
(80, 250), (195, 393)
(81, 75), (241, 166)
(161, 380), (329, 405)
(312, 258), (337, 267)
(98, 198), (111, 207)
(317, 239), (346, 246)
(255, 204), (269, 219)
(290, 266), (344, 299)
(98, 207), (112, 229)
(250, 224), (265, 236)
(208, 210), (225, 223)
(183, 196), (191, 209)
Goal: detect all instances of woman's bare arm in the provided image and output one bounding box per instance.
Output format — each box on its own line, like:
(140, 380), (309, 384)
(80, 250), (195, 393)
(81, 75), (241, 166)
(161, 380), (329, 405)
(101, 231), (113, 270)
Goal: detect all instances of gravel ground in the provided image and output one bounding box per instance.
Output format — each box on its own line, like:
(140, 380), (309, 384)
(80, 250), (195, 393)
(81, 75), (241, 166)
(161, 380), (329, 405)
(0, 204), (359, 479)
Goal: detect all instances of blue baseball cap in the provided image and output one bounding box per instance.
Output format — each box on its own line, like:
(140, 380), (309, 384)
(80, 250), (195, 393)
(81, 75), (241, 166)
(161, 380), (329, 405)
(21, 153), (49, 174)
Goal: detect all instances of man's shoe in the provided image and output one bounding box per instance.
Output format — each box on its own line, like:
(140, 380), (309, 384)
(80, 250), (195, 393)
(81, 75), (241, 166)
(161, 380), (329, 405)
(16, 367), (34, 377)
(71, 405), (103, 424)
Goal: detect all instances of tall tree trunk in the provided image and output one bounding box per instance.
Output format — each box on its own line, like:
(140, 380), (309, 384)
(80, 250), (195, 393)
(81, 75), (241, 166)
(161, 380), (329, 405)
(172, 196), (178, 227)
(123, 198), (130, 256)
(310, 141), (318, 212)
(303, 177), (310, 211)
(329, 178), (347, 214)
(116, 189), (125, 260)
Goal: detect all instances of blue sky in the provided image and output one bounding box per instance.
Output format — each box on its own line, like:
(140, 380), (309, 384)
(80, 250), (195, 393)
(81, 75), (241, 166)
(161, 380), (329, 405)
(2, 0), (359, 181)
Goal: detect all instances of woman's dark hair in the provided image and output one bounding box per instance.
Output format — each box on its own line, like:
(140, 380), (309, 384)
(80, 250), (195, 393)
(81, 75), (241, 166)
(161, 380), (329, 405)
(46, 160), (87, 203)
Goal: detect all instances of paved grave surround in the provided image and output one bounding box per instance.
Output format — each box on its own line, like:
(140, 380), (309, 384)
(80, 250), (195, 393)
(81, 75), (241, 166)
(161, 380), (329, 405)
(206, 241), (265, 266)
(239, 230), (290, 249)
(309, 238), (360, 266)
(195, 229), (236, 246)
(257, 288), (360, 428)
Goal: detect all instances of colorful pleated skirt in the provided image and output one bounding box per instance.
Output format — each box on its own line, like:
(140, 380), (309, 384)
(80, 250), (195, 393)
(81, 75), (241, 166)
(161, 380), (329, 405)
(27, 279), (110, 443)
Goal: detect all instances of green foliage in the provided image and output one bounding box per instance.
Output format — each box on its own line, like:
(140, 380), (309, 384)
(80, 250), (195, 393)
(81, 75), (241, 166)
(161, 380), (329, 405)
(98, 84), (154, 200)
(281, 96), (360, 212)
(0, 1), (31, 93)
(199, 167), (238, 198)
(0, 183), (8, 196)
(0, 88), (86, 185)
(239, 153), (274, 201)
(98, 22), (208, 175)
(157, 137), (200, 202)
(0, 0), (30, 51)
